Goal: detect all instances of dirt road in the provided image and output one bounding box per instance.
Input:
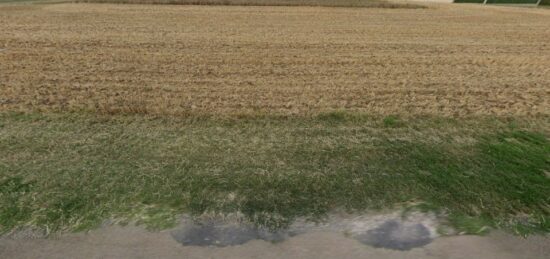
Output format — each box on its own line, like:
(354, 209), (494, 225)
(1, 225), (549, 259)
(2, 212), (550, 258)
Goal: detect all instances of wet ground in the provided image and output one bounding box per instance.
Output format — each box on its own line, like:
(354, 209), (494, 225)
(168, 212), (440, 250)
(1, 212), (549, 258)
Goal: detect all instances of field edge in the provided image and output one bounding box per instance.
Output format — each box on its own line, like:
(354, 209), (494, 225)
(1, 112), (549, 235)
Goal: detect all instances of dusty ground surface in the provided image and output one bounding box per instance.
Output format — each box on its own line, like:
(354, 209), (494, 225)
(2, 212), (550, 258)
(0, 3), (549, 117)
(1, 226), (549, 259)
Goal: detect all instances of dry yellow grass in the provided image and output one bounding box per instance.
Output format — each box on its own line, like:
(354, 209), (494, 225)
(76, 0), (425, 9)
(0, 3), (549, 117)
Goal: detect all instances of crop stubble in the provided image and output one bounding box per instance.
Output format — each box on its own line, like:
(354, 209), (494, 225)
(0, 4), (549, 117)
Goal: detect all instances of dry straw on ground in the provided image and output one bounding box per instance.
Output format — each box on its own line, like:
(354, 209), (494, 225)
(0, 3), (549, 117)
(76, 0), (425, 8)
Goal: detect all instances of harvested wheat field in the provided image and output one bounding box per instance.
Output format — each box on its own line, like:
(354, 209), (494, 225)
(1, 3), (550, 255)
(0, 3), (549, 117)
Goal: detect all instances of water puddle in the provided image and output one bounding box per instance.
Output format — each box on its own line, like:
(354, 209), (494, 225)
(171, 222), (292, 247)
(353, 220), (432, 250)
(171, 211), (439, 250)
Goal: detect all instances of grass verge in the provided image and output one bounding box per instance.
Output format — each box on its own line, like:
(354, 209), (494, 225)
(454, 0), (539, 3)
(1, 112), (549, 234)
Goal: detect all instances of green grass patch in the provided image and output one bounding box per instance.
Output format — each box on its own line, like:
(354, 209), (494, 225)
(0, 113), (549, 234)
(454, 0), (539, 3)
(382, 115), (404, 128)
(485, 0), (538, 3)
(447, 214), (494, 235)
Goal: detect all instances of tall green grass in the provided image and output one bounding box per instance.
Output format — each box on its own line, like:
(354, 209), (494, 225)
(454, 0), (539, 3)
(486, 0), (538, 3)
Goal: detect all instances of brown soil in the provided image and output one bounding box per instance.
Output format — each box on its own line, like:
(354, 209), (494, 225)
(0, 3), (549, 117)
